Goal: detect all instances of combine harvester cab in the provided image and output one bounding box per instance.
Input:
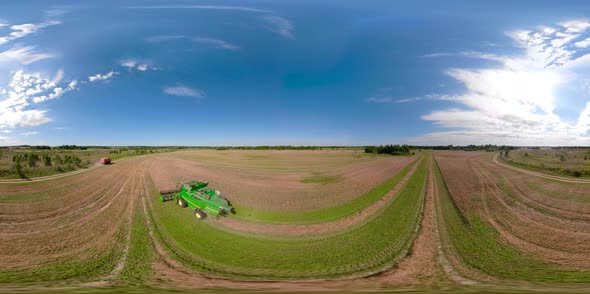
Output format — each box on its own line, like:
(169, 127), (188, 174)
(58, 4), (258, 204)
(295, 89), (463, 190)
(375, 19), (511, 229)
(159, 181), (233, 220)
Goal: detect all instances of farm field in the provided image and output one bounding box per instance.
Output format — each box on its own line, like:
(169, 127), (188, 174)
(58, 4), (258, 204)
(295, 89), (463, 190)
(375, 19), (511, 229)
(0, 148), (110, 179)
(0, 147), (181, 180)
(501, 148), (590, 178)
(434, 151), (590, 284)
(0, 149), (588, 293)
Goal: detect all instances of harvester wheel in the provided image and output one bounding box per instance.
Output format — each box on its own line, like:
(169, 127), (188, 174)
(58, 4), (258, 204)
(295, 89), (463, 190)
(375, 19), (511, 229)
(177, 198), (187, 208)
(195, 210), (206, 220)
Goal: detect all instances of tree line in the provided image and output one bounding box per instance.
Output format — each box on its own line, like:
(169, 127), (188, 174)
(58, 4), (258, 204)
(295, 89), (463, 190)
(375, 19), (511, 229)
(11, 153), (86, 178)
(364, 145), (411, 155)
(409, 144), (518, 152)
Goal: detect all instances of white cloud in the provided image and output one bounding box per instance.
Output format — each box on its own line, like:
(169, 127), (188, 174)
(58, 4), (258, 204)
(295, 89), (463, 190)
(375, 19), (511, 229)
(68, 80), (78, 89)
(0, 18), (59, 66)
(398, 94), (451, 103)
(88, 71), (118, 82)
(0, 130), (12, 134)
(412, 20), (590, 146)
(145, 35), (239, 50)
(367, 88), (449, 104)
(163, 85), (205, 97)
(367, 96), (395, 103)
(263, 16), (294, 39)
(575, 37), (590, 48)
(0, 70), (77, 131)
(191, 37), (239, 50)
(0, 134), (16, 145)
(145, 35), (185, 43)
(0, 109), (51, 129)
(127, 5), (271, 13)
(121, 60), (137, 68)
(0, 20), (60, 46)
(136, 7), (292, 40)
(505, 22), (590, 68)
(367, 95), (446, 104)
(560, 19), (590, 33)
(120, 59), (155, 71)
(136, 64), (148, 71)
(21, 131), (38, 136)
(0, 46), (54, 65)
(423, 50), (509, 64)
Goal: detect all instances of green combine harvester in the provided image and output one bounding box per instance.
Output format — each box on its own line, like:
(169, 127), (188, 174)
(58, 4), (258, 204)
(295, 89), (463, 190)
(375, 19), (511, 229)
(159, 181), (233, 219)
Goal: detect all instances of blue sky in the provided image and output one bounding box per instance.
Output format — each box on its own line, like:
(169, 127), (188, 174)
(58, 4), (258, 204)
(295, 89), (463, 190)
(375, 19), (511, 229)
(2, 0), (590, 146)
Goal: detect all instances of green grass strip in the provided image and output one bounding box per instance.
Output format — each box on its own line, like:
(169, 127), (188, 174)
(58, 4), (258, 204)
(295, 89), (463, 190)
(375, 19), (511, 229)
(229, 159), (419, 224)
(149, 159), (427, 280)
(118, 199), (155, 285)
(434, 160), (590, 283)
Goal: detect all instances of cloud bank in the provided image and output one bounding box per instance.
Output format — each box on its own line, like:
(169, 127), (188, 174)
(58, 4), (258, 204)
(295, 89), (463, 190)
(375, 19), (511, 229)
(413, 19), (590, 145)
(0, 70), (77, 130)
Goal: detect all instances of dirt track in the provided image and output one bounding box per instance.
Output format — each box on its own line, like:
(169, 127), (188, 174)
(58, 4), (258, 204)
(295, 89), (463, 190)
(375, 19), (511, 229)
(0, 163), (102, 184)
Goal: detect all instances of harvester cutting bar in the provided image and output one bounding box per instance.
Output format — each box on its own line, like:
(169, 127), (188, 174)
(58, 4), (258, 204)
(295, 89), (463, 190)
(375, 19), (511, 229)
(159, 188), (181, 202)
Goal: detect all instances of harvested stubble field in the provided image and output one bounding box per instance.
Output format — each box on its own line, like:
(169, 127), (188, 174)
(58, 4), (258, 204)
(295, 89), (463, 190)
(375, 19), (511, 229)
(0, 149), (589, 293)
(504, 148), (590, 178)
(434, 151), (590, 284)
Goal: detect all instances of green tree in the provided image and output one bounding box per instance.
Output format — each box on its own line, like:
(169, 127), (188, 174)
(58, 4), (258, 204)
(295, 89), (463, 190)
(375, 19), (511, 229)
(14, 157), (25, 179)
(27, 153), (39, 167)
(43, 154), (52, 166)
(54, 154), (63, 165)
